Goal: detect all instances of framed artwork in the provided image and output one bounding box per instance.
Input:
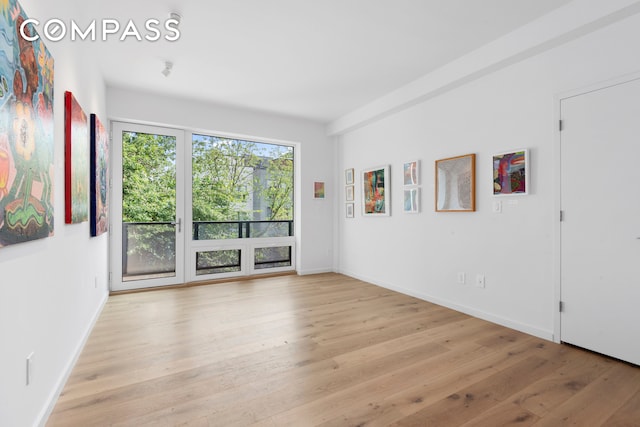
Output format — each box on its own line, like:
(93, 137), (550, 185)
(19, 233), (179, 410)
(345, 185), (354, 201)
(0, 4), (55, 247)
(403, 160), (420, 186)
(346, 203), (354, 218)
(90, 114), (109, 236)
(362, 165), (390, 216)
(403, 188), (420, 214)
(65, 91), (89, 223)
(345, 168), (354, 185)
(313, 181), (325, 199)
(493, 149), (528, 196)
(435, 154), (475, 212)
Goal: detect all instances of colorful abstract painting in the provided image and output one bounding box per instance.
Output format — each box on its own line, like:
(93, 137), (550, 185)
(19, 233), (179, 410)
(65, 91), (88, 223)
(0, 1), (55, 247)
(90, 114), (108, 236)
(493, 149), (528, 196)
(362, 165), (390, 216)
(313, 181), (325, 199)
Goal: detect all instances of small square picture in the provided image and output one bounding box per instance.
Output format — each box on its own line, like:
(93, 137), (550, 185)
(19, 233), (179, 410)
(493, 149), (528, 196)
(345, 168), (354, 185)
(345, 185), (354, 201)
(346, 203), (354, 218)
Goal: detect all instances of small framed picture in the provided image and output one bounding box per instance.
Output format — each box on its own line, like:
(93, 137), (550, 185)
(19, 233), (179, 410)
(314, 181), (325, 199)
(346, 203), (354, 218)
(493, 149), (528, 196)
(435, 154), (475, 212)
(403, 188), (420, 213)
(345, 168), (354, 185)
(403, 160), (420, 186)
(345, 185), (354, 201)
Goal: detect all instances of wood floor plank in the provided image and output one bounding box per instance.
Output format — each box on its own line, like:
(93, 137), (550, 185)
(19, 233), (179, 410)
(258, 334), (541, 426)
(46, 273), (640, 426)
(531, 363), (640, 426)
(603, 388), (640, 426)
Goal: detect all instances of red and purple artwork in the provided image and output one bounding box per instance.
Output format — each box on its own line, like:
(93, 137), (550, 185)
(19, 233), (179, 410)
(90, 114), (108, 236)
(0, 1), (55, 247)
(65, 91), (89, 224)
(493, 150), (528, 196)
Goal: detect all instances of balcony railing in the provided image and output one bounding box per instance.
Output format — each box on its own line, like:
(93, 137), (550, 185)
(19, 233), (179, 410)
(192, 220), (294, 240)
(122, 220), (294, 277)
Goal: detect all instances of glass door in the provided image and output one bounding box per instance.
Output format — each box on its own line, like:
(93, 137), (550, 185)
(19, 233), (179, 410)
(110, 122), (185, 291)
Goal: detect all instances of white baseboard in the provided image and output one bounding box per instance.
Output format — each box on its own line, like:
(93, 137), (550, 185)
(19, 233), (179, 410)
(297, 267), (335, 276)
(340, 269), (554, 342)
(36, 292), (108, 427)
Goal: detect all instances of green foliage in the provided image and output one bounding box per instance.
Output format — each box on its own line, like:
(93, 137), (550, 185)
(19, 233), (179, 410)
(254, 149), (294, 220)
(192, 135), (259, 221)
(122, 132), (176, 222)
(192, 135), (293, 222)
(123, 132), (294, 224)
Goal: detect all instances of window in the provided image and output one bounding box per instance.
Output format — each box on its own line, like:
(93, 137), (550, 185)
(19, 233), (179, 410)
(191, 134), (294, 241)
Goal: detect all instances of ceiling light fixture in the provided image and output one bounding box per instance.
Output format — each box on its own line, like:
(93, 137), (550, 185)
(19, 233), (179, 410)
(161, 61), (173, 77)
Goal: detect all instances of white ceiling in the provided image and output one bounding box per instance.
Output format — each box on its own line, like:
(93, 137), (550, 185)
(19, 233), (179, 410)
(44, 0), (571, 123)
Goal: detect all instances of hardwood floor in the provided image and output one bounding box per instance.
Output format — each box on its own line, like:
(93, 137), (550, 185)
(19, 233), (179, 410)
(47, 273), (640, 426)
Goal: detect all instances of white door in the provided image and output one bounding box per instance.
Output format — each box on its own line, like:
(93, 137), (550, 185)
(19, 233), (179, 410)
(111, 122), (185, 291)
(560, 77), (640, 365)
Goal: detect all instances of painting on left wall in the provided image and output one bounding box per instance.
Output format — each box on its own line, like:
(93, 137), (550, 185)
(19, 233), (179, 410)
(65, 91), (89, 224)
(90, 114), (109, 236)
(0, 1), (55, 247)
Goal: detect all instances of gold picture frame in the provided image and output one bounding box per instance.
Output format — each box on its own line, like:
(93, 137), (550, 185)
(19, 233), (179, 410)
(435, 154), (476, 212)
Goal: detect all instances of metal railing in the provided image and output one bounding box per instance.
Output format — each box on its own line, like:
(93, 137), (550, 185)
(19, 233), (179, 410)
(192, 220), (294, 240)
(122, 220), (294, 276)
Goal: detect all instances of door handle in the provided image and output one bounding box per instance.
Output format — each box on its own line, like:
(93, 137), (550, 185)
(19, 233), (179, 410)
(171, 218), (182, 233)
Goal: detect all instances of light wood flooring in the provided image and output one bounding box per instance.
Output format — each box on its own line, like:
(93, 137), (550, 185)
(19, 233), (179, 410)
(47, 273), (640, 426)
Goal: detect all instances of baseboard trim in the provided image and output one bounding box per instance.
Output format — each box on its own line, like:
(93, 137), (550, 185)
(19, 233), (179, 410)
(297, 267), (335, 276)
(340, 269), (554, 342)
(36, 292), (108, 427)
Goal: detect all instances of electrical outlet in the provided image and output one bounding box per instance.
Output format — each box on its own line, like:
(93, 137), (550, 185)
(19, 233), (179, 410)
(26, 352), (34, 386)
(475, 274), (486, 288)
(457, 272), (466, 284)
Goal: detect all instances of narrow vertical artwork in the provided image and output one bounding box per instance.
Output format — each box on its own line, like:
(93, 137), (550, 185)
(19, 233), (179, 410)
(403, 160), (419, 186)
(403, 188), (420, 213)
(90, 114), (108, 236)
(65, 91), (89, 224)
(362, 165), (390, 216)
(313, 181), (325, 199)
(0, 1), (55, 247)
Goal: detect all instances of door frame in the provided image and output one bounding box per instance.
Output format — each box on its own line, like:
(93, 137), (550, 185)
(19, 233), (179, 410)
(110, 121), (186, 291)
(553, 70), (640, 343)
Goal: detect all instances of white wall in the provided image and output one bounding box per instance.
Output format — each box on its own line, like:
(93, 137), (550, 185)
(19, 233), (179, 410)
(0, 1), (108, 426)
(336, 10), (640, 340)
(107, 87), (335, 276)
